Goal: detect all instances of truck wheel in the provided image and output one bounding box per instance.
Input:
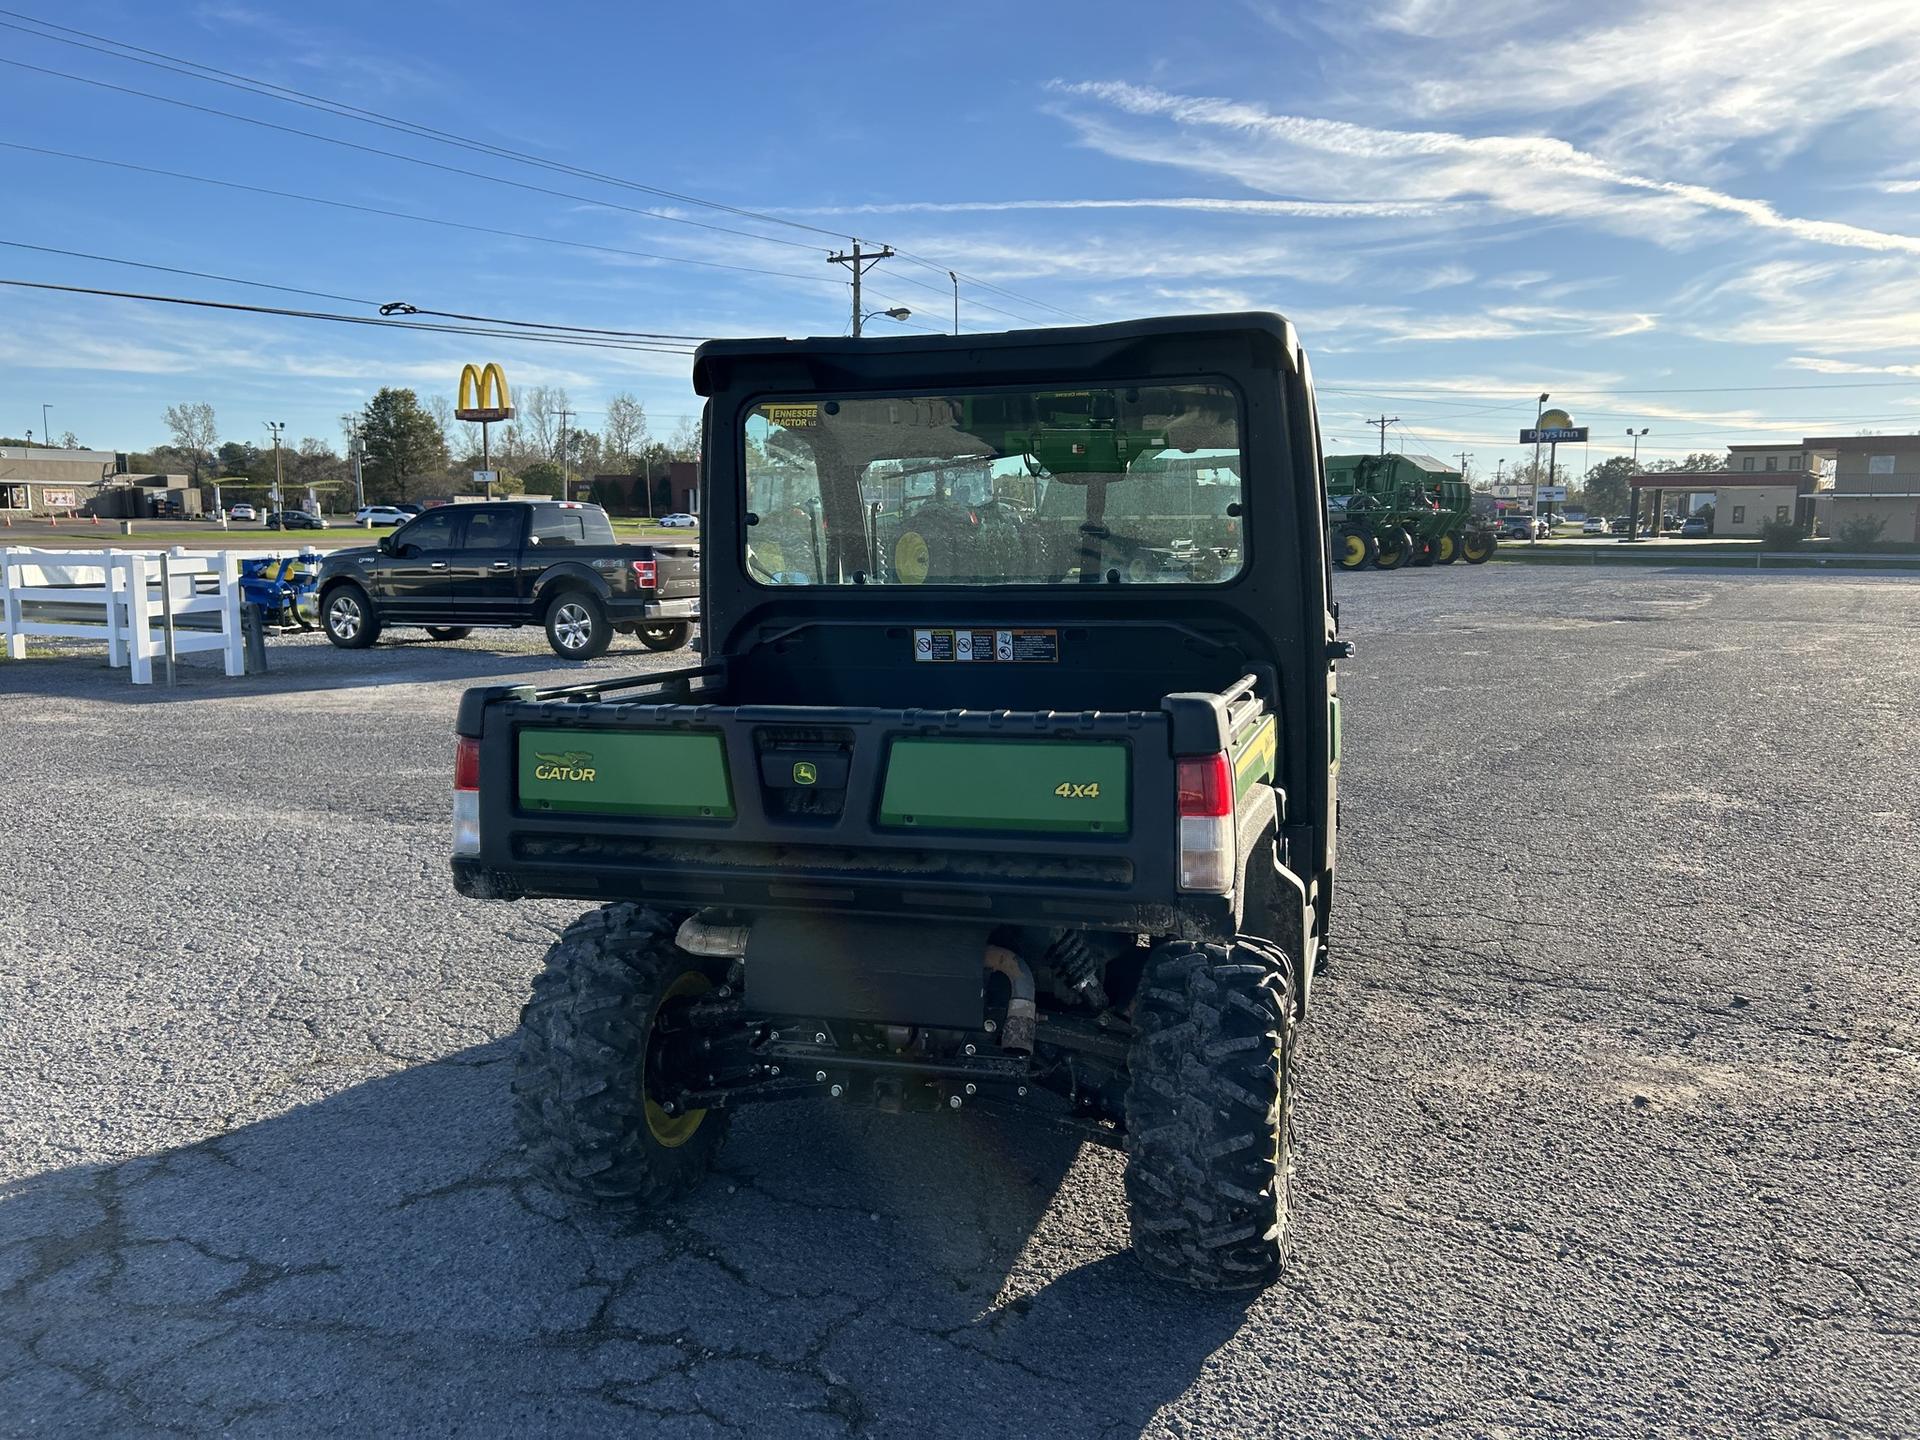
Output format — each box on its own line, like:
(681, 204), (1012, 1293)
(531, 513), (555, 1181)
(636, 623), (690, 653)
(545, 591), (611, 660)
(1334, 525), (1376, 571)
(513, 903), (729, 1206)
(322, 585), (380, 649)
(1124, 937), (1296, 1291)
(1433, 532), (1459, 564)
(1372, 527), (1411, 571)
(425, 626), (472, 641)
(1461, 531), (1496, 564)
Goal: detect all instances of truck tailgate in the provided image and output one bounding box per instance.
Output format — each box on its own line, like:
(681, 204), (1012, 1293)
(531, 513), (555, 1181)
(646, 543), (699, 598)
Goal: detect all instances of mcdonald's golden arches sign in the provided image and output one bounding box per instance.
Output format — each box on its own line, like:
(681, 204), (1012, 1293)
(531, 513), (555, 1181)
(455, 363), (514, 422)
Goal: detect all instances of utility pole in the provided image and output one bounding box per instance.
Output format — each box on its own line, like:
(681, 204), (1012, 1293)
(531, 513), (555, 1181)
(265, 421), (285, 515)
(556, 407), (573, 500)
(1531, 392), (1549, 545)
(950, 270), (959, 335)
(1366, 415), (1399, 455)
(41, 404), (51, 445)
(828, 241), (895, 336)
(1455, 450), (1473, 481)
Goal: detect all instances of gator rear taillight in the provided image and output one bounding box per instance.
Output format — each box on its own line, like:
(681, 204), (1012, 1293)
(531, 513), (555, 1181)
(630, 558), (658, 588)
(453, 736), (481, 856)
(1176, 752), (1234, 893)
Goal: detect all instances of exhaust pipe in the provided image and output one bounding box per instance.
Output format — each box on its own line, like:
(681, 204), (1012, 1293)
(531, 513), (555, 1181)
(676, 913), (751, 958)
(984, 945), (1036, 1055)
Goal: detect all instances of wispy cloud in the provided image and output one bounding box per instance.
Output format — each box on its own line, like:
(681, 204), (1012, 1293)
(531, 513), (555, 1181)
(1053, 80), (1920, 259)
(1384, 0), (1920, 170)
(779, 196), (1458, 220)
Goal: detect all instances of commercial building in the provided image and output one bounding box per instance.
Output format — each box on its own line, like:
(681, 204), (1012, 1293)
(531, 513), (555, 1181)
(0, 447), (193, 517)
(1803, 434), (1920, 544)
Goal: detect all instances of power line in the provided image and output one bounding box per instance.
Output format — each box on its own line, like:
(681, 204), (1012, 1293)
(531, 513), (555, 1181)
(0, 56), (835, 258)
(0, 278), (700, 353)
(0, 9), (1089, 326)
(0, 142), (838, 288)
(0, 9), (859, 246)
(0, 237), (714, 339)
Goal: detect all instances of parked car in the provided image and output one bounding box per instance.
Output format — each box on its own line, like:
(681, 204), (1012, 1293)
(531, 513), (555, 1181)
(1500, 517), (1534, 540)
(396, 503), (424, 516)
(316, 500), (699, 659)
(1610, 516), (1634, 533)
(1582, 517), (1611, 535)
(1680, 515), (1711, 537)
(266, 510), (328, 530)
(228, 503), (257, 522)
(353, 505), (409, 526)
(658, 512), (699, 528)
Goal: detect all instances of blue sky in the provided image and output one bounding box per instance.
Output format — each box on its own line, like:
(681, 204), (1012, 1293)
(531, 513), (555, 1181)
(4, 0), (1920, 479)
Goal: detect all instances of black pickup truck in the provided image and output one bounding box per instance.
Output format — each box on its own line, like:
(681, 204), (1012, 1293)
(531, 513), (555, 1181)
(317, 500), (698, 660)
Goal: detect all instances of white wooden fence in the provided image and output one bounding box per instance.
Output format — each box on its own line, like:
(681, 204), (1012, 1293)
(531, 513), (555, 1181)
(1, 547), (245, 683)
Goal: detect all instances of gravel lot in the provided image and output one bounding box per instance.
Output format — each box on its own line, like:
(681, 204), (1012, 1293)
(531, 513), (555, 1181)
(2, 568), (1916, 1438)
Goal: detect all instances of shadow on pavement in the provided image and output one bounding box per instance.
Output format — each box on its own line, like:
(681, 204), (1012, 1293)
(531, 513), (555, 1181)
(0, 1039), (1252, 1437)
(0, 639), (645, 706)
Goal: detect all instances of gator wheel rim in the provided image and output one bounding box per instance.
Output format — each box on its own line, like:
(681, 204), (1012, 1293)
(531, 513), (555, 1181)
(552, 602), (594, 651)
(645, 971), (711, 1146)
(1340, 534), (1367, 566)
(327, 594), (362, 640)
(1436, 534), (1456, 562)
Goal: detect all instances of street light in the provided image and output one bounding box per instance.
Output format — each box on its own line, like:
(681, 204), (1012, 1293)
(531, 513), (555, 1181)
(41, 404), (51, 445)
(859, 306), (912, 330)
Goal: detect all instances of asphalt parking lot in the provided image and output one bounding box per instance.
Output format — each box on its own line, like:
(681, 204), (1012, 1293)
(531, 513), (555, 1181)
(2, 567), (1917, 1438)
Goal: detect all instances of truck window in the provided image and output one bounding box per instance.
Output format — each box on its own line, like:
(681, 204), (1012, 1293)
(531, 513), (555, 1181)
(743, 384), (1245, 586)
(530, 506), (614, 547)
(394, 509), (455, 551)
(459, 508), (521, 549)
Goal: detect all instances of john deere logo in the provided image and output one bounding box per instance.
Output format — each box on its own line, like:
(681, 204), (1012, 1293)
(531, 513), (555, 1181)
(792, 761), (818, 786)
(533, 749), (596, 782)
(455, 362), (515, 423)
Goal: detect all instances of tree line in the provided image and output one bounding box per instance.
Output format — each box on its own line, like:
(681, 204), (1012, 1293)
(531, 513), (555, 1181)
(117, 388), (698, 510)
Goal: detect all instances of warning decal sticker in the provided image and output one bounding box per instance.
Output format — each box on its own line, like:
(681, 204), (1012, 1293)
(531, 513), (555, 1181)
(912, 627), (1059, 663)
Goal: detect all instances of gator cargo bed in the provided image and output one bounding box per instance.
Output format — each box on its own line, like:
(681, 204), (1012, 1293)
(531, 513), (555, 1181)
(452, 653), (1278, 937)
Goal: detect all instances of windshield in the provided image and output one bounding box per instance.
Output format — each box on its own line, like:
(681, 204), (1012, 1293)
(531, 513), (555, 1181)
(742, 383), (1244, 585)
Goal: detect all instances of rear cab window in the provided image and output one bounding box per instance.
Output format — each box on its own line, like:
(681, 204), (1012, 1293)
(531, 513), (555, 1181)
(530, 505), (616, 547)
(742, 383), (1245, 586)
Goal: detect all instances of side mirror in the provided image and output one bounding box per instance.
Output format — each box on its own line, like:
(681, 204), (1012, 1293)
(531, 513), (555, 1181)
(377, 534), (395, 554)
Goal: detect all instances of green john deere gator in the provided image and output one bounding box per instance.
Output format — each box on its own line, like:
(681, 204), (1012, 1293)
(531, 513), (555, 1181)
(453, 313), (1347, 1291)
(1325, 452), (1496, 571)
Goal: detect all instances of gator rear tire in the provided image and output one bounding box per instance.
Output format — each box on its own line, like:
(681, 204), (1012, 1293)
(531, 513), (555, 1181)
(1461, 531), (1496, 564)
(637, 622), (691, 653)
(1434, 532), (1459, 564)
(1124, 937), (1296, 1291)
(1334, 525), (1376, 572)
(512, 903), (729, 1206)
(545, 591), (612, 660)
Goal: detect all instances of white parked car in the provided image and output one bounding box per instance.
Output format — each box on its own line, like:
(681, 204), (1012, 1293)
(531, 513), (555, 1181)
(658, 512), (699, 528)
(1582, 517), (1612, 535)
(354, 505), (409, 526)
(227, 503), (257, 521)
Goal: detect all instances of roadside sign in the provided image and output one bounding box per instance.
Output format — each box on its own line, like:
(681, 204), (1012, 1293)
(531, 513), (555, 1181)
(1521, 427), (1589, 444)
(1537, 485), (1569, 501)
(473, 470), (499, 487)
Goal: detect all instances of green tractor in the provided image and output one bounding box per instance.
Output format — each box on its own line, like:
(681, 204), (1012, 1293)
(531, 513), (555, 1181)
(1325, 453), (1496, 571)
